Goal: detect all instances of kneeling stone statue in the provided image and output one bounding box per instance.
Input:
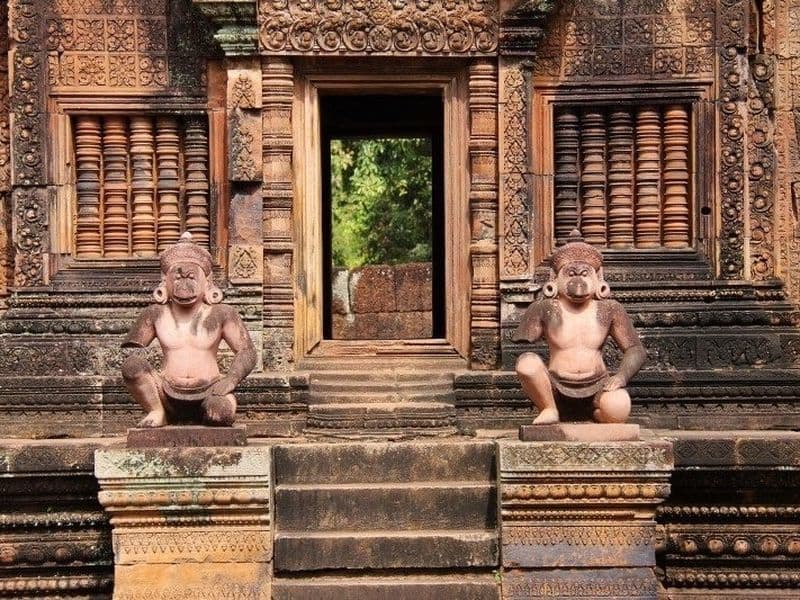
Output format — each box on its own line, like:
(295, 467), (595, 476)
(513, 230), (646, 425)
(122, 232), (257, 427)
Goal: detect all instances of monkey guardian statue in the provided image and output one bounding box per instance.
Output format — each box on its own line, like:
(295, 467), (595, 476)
(121, 232), (257, 428)
(513, 230), (646, 425)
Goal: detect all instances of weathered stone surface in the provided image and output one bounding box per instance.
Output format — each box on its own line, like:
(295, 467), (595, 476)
(273, 440), (495, 484)
(275, 530), (498, 570)
(276, 484), (496, 531)
(351, 265), (396, 313)
(126, 425), (248, 448)
(0, 439), (114, 599)
(95, 446), (272, 599)
(273, 575), (500, 600)
(395, 263), (433, 311)
(503, 524), (655, 568)
(502, 568), (659, 599)
(519, 423), (641, 442)
(498, 440), (673, 600)
(272, 440), (497, 574)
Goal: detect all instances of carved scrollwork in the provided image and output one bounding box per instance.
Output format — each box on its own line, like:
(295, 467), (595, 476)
(258, 0), (499, 55)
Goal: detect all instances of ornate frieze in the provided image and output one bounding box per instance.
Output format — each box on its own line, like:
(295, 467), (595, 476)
(258, 0), (499, 56)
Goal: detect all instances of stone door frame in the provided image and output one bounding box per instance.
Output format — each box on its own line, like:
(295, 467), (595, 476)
(292, 66), (471, 362)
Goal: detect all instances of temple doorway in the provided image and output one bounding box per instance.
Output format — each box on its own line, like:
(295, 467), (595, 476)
(293, 69), (470, 362)
(320, 94), (445, 341)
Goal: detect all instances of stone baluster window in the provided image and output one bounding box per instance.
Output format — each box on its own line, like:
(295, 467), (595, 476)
(72, 114), (211, 258)
(553, 104), (692, 250)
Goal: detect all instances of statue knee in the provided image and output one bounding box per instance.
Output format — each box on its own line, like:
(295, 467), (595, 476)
(593, 389), (631, 423)
(516, 353), (545, 379)
(121, 355), (153, 382)
(203, 394), (236, 426)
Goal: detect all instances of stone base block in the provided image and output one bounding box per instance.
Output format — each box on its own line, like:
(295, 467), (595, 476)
(95, 447), (271, 600)
(502, 568), (659, 599)
(519, 423), (640, 441)
(126, 425), (248, 447)
(498, 440), (673, 600)
(112, 562), (270, 599)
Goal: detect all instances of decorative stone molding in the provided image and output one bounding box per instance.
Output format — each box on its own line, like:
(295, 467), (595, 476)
(499, 0), (556, 56)
(257, 0), (499, 56)
(95, 447), (272, 600)
(498, 440), (673, 599)
(193, 0), (258, 56)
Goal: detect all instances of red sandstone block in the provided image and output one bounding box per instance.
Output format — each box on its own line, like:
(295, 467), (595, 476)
(351, 265), (396, 313)
(395, 262), (433, 312)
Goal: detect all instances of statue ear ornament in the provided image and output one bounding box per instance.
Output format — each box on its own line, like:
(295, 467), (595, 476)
(153, 282), (169, 304)
(205, 285), (223, 305)
(596, 281), (611, 299)
(543, 281), (558, 298)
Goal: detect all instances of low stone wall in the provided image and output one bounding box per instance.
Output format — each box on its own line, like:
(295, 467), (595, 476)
(331, 262), (433, 340)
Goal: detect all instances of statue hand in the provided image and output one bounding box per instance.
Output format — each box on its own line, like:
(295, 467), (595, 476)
(603, 374), (625, 392)
(211, 377), (237, 396)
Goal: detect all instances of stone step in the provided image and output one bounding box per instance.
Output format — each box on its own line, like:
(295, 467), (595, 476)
(275, 483), (497, 531)
(272, 574), (499, 600)
(274, 530), (499, 571)
(308, 390), (455, 405)
(305, 401), (457, 433)
(273, 441), (496, 484)
(299, 355), (466, 371)
(310, 371), (454, 387)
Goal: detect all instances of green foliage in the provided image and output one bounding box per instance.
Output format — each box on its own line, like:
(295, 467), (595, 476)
(330, 137), (433, 269)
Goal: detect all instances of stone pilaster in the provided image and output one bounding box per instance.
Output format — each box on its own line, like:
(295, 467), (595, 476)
(95, 447), (272, 600)
(498, 440), (673, 599)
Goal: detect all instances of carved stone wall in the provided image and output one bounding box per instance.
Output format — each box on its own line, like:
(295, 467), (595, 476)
(770, 0), (800, 305)
(0, 0), (10, 301)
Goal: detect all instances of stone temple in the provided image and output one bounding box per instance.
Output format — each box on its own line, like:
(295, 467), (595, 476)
(1, 0), (800, 598)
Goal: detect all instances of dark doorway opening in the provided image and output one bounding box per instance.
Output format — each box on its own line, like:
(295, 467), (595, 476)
(321, 94), (445, 340)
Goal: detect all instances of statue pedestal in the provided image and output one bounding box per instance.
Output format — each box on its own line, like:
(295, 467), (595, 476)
(519, 422), (640, 442)
(126, 425), (248, 447)
(95, 446), (271, 600)
(498, 439), (673, 599)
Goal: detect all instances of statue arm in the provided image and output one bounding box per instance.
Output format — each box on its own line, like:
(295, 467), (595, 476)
(511, 301), (545, 343)
(213, 306), (257, 395)
(121, 306), (159, 348)
(609, 302), (646, 386)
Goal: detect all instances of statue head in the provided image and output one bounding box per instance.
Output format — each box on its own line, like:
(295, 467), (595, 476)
(544, 229), (610, 303)
(154, 232), (222, 306)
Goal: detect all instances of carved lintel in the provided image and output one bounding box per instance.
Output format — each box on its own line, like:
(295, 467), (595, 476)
(192, 0), (258, 56)
(499, 0), (557, 56)
(258, 0), (499, 56)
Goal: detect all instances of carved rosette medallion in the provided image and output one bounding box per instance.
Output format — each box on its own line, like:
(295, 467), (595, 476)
(258, 0), (499, 55)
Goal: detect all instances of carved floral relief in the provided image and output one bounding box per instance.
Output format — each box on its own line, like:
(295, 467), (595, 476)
(258, 0), (499, 55)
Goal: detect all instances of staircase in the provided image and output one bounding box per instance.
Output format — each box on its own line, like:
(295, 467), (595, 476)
(304, 363), (460, 437)
(272, 440), (500, 599)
